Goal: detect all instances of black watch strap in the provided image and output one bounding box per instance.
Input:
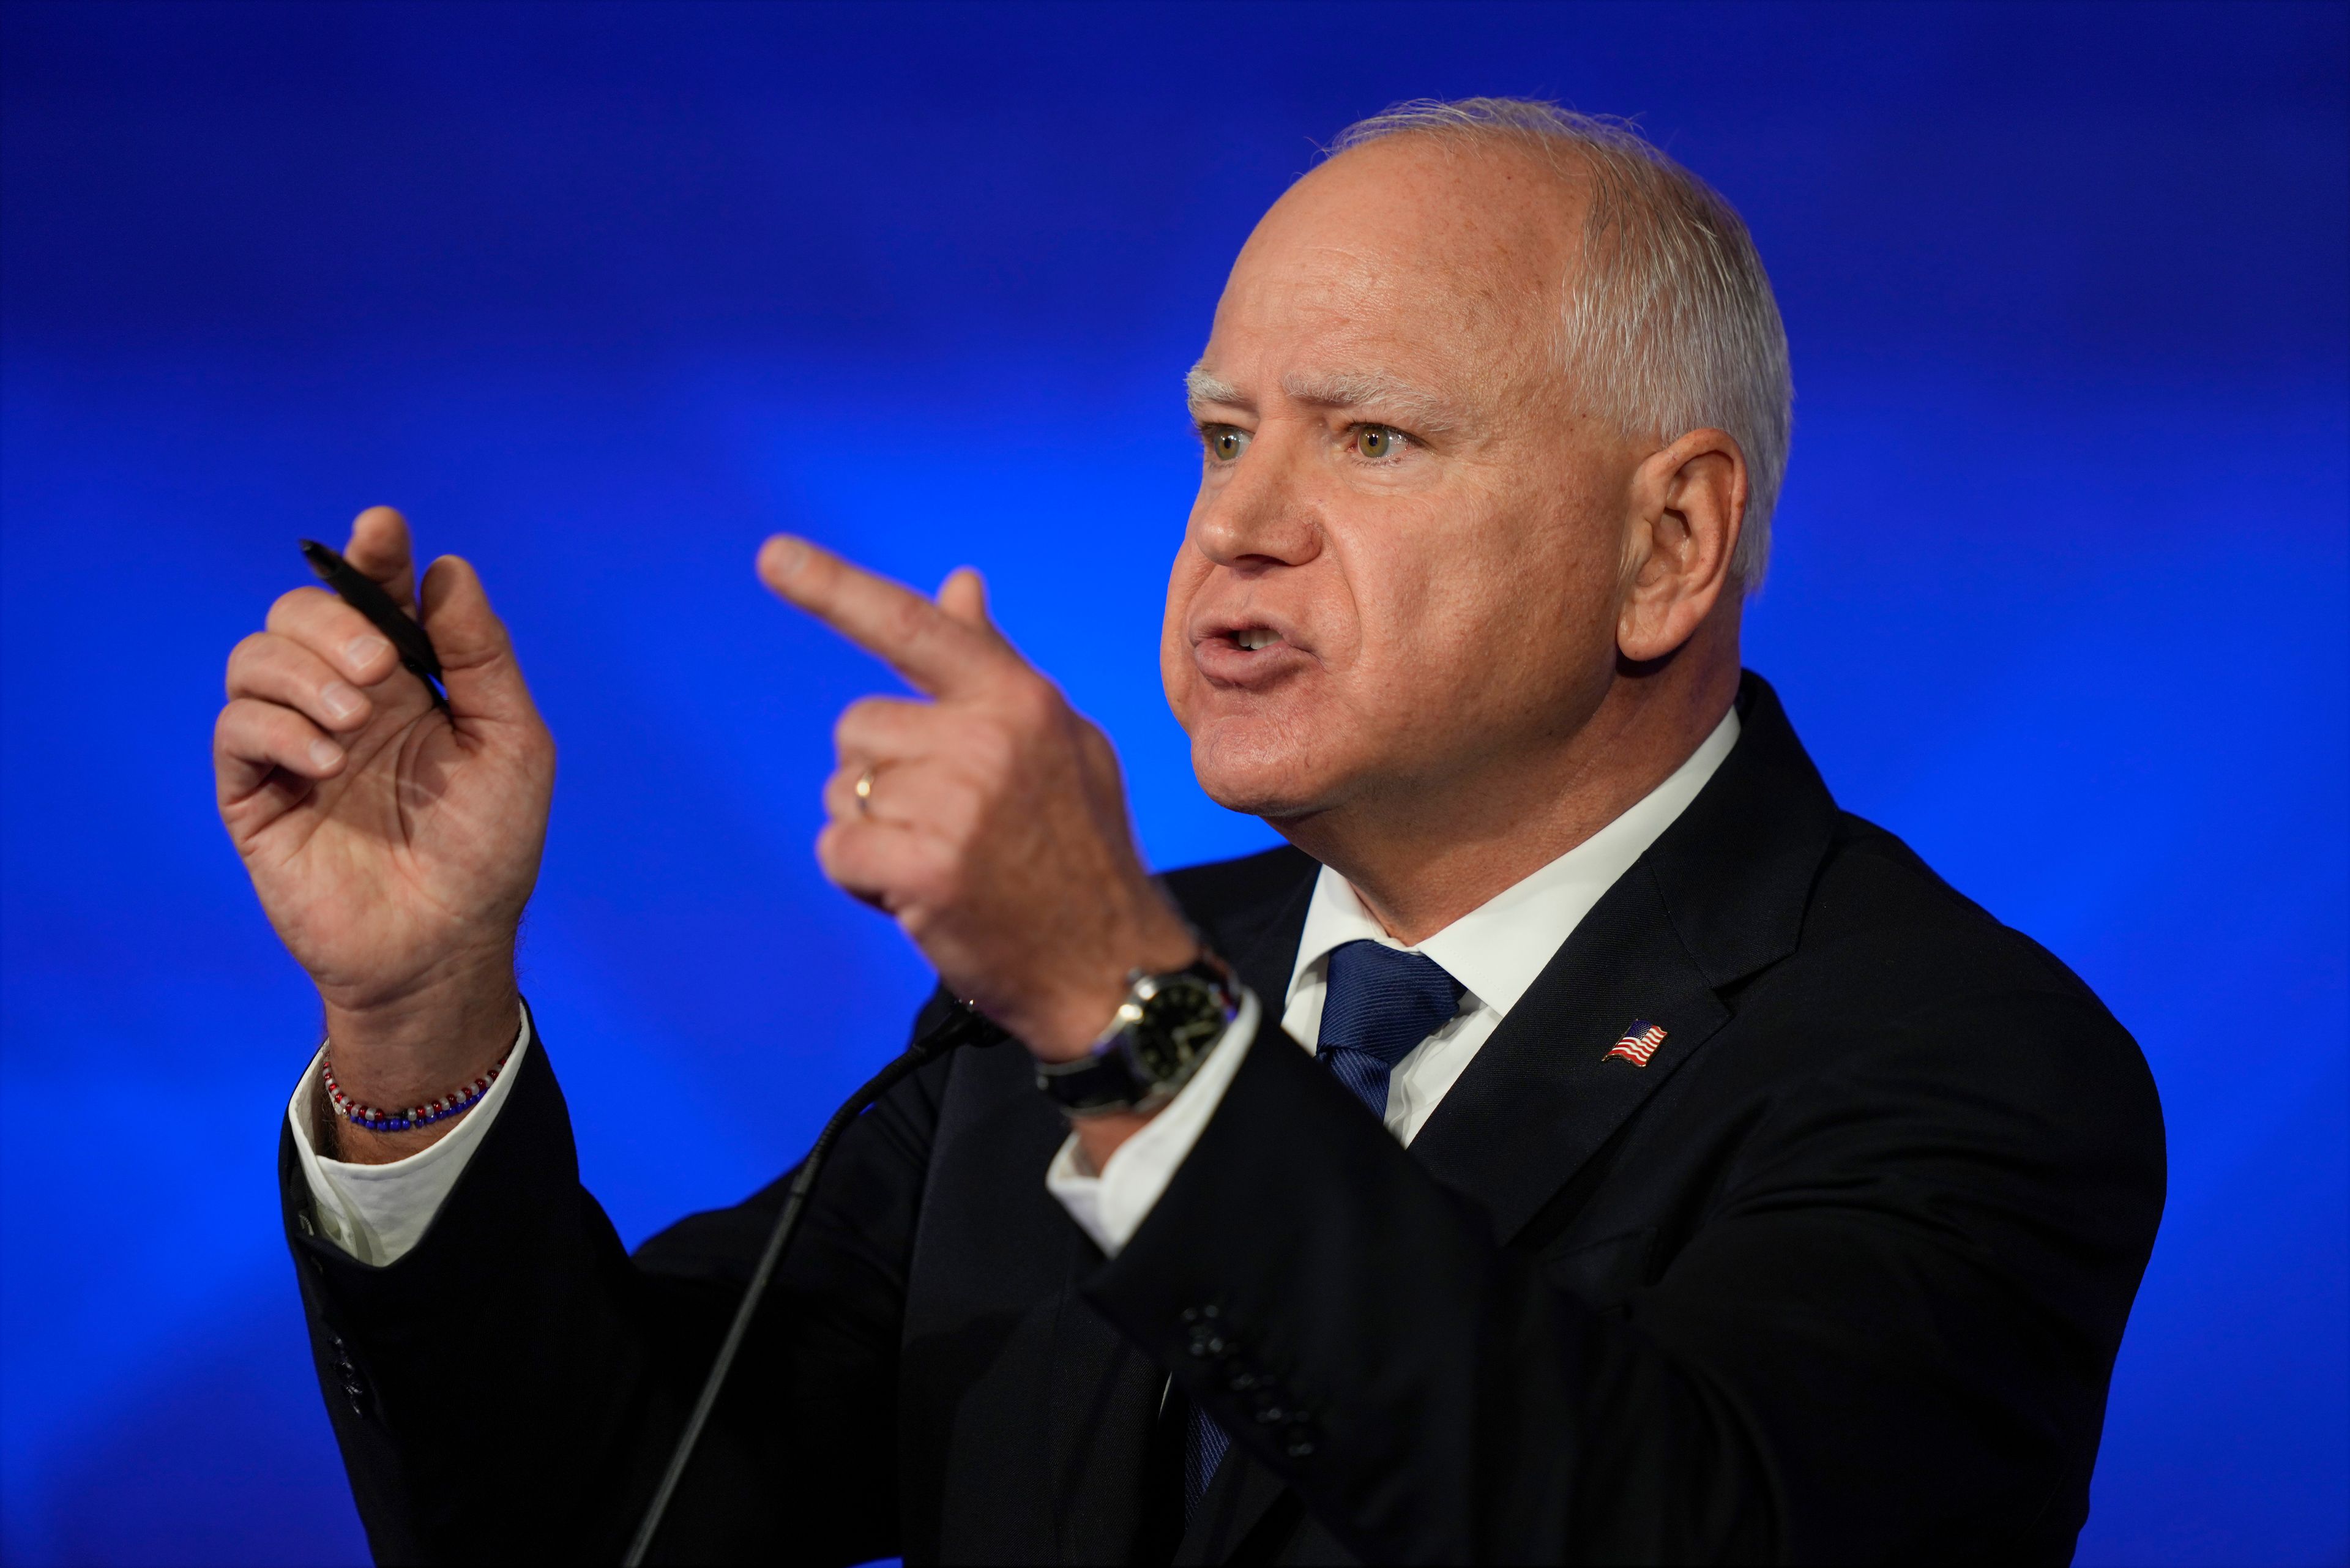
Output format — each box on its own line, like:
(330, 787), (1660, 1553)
(1035, 954), (1238, 1117)
(1034, 1045), (1156, 1117)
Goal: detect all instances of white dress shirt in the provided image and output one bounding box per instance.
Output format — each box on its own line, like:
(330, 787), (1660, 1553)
(294, 709), (1739, 1267)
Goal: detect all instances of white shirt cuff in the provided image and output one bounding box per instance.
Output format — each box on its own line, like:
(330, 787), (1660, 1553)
(1045, 986), (1262, 1257)
(288, 1004), (533, 1267)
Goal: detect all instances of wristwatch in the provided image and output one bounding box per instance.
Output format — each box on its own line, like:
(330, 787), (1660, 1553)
(1034, 953), (1240, 1117)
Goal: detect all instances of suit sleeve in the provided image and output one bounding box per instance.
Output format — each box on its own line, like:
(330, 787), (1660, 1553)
(282, 1012), (950, 1566)
(1079, 987), (2165, 1564)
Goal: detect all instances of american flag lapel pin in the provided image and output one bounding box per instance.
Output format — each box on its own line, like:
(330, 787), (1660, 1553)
(1605, 1019), (1668, 1067)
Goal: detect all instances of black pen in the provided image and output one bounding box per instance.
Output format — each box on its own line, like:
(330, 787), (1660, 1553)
(299, 539), (449, 711)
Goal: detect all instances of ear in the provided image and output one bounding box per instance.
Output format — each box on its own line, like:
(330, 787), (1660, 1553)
(1616, 428), (1747, 663)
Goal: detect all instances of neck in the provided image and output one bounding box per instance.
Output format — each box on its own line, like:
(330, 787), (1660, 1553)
(1274, 630), (1740, 946)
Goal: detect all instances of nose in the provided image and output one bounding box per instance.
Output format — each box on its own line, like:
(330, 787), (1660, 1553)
(1189, 427), (1323, 572)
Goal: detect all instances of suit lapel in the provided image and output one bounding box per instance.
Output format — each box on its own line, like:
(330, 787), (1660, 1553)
(1408, 673), (1836, 1244)
(1407, 862), (1728, 1241)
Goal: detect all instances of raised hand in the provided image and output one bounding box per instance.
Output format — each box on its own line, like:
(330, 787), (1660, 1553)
(217, 507), (554, 1155)
(758, 536), (1198, 1062)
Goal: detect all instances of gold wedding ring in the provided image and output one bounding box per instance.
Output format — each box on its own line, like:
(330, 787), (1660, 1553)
(854, 765), (878, 813)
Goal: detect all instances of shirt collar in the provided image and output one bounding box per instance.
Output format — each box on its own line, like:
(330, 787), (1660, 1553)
(1286, 704), (1743, 1020)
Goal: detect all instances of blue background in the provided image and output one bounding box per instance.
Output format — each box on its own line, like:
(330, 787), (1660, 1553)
(2, 3), (2344, 1562)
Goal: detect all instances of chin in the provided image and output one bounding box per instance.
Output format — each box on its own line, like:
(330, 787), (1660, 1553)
(1188, 720), (1337, 821)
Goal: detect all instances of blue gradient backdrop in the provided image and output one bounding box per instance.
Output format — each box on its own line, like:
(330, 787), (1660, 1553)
(3, 4), (2344, 1563)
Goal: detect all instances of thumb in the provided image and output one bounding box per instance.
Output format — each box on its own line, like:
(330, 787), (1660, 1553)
(935, 566), (990, 629)
(418, 556), (538, 725)
(937, 567), (1026, 666)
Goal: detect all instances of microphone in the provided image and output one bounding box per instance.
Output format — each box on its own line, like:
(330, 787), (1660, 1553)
(622, 995), (1011, 1567)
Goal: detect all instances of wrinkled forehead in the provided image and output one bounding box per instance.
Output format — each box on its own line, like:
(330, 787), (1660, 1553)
(1204, 135), (1586, 392)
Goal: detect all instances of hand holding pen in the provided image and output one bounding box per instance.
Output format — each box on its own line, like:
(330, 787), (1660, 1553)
(299, 535), (451, 711)
(212, 506), (555, 1163)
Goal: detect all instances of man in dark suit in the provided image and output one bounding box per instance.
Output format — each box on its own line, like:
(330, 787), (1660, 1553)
(216, 100), (2163, 1563)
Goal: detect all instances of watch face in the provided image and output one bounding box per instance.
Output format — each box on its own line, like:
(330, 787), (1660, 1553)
(1132, 975), (1228, 1083)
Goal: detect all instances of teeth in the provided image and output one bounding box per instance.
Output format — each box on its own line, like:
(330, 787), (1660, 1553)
(1235, 627), (1278, 651)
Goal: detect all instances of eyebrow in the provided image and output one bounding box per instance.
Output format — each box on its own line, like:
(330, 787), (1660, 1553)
(1184, 362), (1464, 435)
(1185, 365), (1245, 415)
(1281, 370), (1463, 433)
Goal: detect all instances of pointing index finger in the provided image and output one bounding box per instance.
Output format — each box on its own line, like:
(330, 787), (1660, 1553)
(758, 536), (1010, 698)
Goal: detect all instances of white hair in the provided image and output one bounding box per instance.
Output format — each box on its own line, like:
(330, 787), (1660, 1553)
(1327, 98), (1793, 590)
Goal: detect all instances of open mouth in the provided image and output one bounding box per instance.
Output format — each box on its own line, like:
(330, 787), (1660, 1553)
(1191, 610), (1305, 683)
(1194, 620), (1304, 685)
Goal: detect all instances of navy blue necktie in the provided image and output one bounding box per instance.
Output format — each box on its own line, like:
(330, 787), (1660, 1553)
(1185, 939), (1464, 1513)
(1314, 940), (1467, 1120)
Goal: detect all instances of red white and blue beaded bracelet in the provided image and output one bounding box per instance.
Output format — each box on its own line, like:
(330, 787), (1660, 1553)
(321, 1047), (512, 1134)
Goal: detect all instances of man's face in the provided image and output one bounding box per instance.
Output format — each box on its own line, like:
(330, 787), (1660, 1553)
(1163, 135), (1643, 823)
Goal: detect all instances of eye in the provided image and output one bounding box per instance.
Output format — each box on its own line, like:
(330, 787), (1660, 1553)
(1203, 425), (1250, 463)
(1351, 425), (1407, 460)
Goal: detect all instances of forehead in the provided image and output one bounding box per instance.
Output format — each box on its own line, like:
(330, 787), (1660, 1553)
(1204, 135), (1585, 392)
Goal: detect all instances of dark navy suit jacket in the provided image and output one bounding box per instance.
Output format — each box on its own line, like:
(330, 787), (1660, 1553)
(282, 673), (2165, 1564)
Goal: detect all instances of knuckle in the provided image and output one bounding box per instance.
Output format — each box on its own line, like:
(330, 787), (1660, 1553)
(225, 632), (275, 690)
(264, 586), (327, 630)
(218, 698), (279, 752)
(1001, 675), (1058, 729)
(814, 821), (853, 874)
(835, 697), (890, 750)
(884, 593), (935, 648)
